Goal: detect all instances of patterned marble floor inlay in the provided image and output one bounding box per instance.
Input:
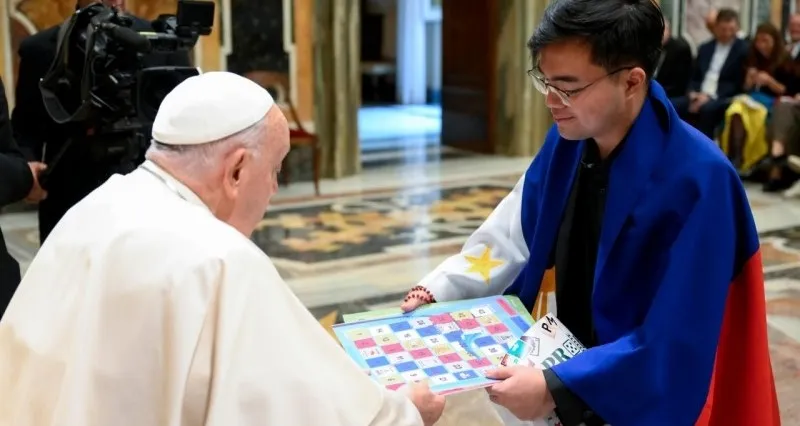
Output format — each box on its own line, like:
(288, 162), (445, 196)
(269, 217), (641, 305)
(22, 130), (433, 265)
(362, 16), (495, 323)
(253, 183), (510, 264)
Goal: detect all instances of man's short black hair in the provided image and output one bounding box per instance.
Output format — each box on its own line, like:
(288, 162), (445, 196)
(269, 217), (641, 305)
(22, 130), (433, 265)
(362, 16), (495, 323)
(527, 0), (665, 78)
(716, 8), (740, 24)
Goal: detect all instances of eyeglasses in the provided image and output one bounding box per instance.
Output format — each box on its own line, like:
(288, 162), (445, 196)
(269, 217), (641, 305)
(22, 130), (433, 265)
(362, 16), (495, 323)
(527, 67), (634, 106)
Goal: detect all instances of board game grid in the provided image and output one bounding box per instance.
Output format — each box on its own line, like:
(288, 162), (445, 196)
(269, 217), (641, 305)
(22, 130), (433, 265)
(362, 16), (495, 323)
(333, 296), (533, 395)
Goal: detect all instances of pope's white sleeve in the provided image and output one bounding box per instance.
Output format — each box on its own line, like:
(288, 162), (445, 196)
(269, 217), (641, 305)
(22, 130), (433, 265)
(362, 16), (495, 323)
(419, 175), (529, 302)
(368, 387), (426, 426)
(196, 247), (424, 426)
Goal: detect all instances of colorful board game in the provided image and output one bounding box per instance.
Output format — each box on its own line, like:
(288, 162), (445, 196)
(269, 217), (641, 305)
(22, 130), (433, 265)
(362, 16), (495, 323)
(332, 295), (533, 396)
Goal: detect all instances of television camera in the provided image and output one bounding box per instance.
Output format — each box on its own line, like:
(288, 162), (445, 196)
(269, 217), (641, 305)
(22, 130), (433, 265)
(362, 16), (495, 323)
(38, 0), (215, 179)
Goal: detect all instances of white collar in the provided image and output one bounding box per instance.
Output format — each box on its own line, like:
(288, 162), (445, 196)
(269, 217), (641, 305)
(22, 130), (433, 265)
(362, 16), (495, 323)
(139, 160), (210, 212)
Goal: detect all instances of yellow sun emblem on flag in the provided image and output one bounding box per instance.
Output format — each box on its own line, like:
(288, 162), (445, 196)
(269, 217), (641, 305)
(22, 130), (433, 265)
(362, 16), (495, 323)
(465, 246), (504, 285)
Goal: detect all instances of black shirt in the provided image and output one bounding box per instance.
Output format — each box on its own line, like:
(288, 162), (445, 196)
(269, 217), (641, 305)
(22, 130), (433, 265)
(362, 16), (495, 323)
(543, 139), (620, 426)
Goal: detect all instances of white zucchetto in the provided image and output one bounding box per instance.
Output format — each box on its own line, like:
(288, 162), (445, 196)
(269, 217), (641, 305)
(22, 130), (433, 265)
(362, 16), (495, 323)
(152, 71), (275, 146)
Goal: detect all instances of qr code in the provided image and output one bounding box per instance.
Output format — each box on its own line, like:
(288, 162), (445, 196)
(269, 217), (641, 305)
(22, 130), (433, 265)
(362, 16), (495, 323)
(562, 336), (584, 356)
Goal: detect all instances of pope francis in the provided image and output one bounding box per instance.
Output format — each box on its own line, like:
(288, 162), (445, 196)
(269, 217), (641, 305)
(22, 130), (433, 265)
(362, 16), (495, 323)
(0, 72), (444, 426)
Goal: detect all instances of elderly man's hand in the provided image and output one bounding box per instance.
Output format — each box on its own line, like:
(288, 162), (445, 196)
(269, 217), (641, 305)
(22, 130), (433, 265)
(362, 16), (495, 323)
(485, 366), (556, 421)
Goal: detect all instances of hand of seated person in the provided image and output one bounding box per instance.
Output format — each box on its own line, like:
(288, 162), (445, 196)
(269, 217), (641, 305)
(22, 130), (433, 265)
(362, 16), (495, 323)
(754, 71), (773, 87)
(24, 162), (48, 204)
(688, 93), (710, 113)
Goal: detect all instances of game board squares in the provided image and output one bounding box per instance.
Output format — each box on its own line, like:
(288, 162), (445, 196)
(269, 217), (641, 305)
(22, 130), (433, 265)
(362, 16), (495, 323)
(409, 348), (434, 359)
(402, 338), (426, 350)
(416, 357), (442, 369)
(386, 383), (405, 391)
(456, 350), (475, 360)
(456, 319), (480, 330)
(389, 321), (412, 332)
(436, 322), (459, 333)
(454, 370), (479, 381)
(439, 352), (462, 364)
(401, 370), (427, 383)
(387, 352), (413, 364)
(474, 336), (498, 347)
(375, 334), (399, 345)
(494, 332), (516, 343)
(485, 323), (509, 334)
(366, 356), (390, 368)
(423, 335), (445, 346)
(346, 328), (370, 340)
(475, 366), (495, 377)
(415, 325), (440, 337)
(423, 365), (448, 377)
(359, 347), (383, 359)
(354, 338), (377, 349)
(496, 298), (517, 315)
(429, 313), (454, 324)
(451, 310), (473, 320)
(431, 373), (457, 385)
(450, 341), (465, 352)
(410, 317), (433, 328)
(378, 374), (404, 386)
(445, 361), (469, 373)
(470, 306), (494, 317)
(395, 361), (419, 373)
(381, 343), (405, 354)
(396, 329), (420, 341)
(477, 314), (501, 326)
(487, 354), (505, 365)
(510, 316), (531, 333)
(431, 343), (455, 355)
(369, 325), (392, 336)
(481, 344), (504, 357)
(371, 366), (396, 377)
(443, 330), (463, 343)
(468, 358), (492, 368)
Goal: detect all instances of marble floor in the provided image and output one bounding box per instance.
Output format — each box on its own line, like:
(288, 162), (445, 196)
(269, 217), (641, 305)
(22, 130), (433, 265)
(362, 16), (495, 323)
(2, 150), (799, 422)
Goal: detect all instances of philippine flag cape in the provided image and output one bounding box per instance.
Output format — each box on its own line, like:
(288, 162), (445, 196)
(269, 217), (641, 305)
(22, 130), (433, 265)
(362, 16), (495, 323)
(503, 81), (780, 425)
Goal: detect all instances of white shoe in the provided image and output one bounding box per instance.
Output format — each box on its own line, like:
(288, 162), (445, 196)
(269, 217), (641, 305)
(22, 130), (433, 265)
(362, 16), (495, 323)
(787, 155), (800, 174)
(783, 180), (800, 198)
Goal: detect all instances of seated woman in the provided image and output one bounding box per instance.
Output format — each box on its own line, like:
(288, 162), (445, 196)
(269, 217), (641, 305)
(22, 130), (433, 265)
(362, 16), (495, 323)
(763, 82), (800, 193)
(720, 22), (794, 187)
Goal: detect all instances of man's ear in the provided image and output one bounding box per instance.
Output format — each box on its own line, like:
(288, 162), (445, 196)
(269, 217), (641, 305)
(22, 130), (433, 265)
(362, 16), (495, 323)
(626, 67), (647, 97)
(222, 147), (248, 198)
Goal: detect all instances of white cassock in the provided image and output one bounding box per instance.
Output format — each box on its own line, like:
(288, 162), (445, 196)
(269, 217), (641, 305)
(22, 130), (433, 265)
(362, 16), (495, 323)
(0, 161), (424, 426)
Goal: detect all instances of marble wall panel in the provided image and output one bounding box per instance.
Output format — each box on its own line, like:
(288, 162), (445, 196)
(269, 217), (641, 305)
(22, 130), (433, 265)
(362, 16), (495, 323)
(226, 0), (289, 76)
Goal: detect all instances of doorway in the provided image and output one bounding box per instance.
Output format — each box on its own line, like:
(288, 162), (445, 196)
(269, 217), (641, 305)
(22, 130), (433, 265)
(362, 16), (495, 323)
(358, 0), (443, 168)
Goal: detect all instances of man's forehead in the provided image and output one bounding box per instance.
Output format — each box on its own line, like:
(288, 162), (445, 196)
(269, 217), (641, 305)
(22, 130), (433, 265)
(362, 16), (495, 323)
(537, 41), (596, 82)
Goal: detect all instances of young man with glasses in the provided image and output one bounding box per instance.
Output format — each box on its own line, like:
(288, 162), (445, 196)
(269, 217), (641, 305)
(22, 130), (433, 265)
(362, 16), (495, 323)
(402, 0), (779, 425)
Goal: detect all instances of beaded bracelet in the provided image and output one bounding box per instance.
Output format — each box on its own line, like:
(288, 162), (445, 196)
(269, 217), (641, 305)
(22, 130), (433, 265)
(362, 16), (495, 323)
(403, 285), (436, 304)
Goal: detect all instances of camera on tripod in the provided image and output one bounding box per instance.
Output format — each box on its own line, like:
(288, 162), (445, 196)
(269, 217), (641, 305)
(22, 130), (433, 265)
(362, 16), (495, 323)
(38, 0), (214, 175)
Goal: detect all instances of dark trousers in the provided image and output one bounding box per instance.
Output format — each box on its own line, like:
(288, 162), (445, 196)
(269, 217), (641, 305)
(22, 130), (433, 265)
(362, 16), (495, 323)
(0, 231), (21, 317)
(671, 96), (731, 139)
(770, 101), (800, 155)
